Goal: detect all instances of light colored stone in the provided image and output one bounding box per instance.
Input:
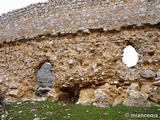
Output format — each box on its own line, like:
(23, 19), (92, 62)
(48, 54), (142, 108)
(9, 84), (18, 89)
(46, 112), (53, 116)
(0, 79), (3, 84)
(123, 90), (152, 107)
(83, 29), (90, 34)
(152, 81), (160, 86)
(8, 90), (19, 96)
(93, 83), (119, 106)
(34, 118), (40, 120)
(37, 87), (52, 92)
(36, 62), (54, 88)
(76, 88), (95, 105)
(1, 114), (7, 120)
(129, 83), (140, 91)
(141, 70), (155, 79)
(16, 102), (22, 105)
(113, 81), (119, 84)
(36, 97), (47, 101)
(0, 0), (159, 44)
(68, 59), (74, 65)
(94, 89), (108, 102)
(18, 111), (23, 114)
(47, 89), (61, 102)
(31, 109), (37, 112)
(93, 88), (111, 107)
(155, 70), (160, 80)
(36, 62), (54, 96)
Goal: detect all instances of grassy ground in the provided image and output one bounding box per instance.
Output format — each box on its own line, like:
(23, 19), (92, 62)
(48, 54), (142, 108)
(0, 101), (160, 120)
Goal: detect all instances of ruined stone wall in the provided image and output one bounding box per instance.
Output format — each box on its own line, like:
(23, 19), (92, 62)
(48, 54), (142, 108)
(0, 0), (160, 107)
(0, 0), (160, 43)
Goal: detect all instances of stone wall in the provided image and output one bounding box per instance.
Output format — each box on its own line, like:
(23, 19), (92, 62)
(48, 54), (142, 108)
(0, 0), (160, 43)
(0, 0), (160, 107)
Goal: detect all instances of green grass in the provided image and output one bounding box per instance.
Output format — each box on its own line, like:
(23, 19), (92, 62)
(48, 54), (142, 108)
(0, 101), (160, 120)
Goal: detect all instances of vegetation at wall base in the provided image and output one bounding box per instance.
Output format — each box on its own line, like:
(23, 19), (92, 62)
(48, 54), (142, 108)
(0, 101), (160, 120)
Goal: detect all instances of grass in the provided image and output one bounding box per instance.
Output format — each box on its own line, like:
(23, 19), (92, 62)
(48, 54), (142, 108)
(0, 101), (160, 120)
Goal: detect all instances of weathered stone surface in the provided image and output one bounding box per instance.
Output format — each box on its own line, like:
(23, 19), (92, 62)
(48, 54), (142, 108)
(146, 85), (160, 103)
(129, 83), (140, 91)
(153, 81), (160, 86)
(123, 90), (154, 107)
(113, 91), (128, 106)
(96, 83), (119, 105)
(9, 84), (18, 89)
(140, 82), (154, 94)
(0, 0), (159, 44)
(83, 29), (91, 34)
(47, 89), (60, 102)
(94, 89), (108, 102)
(68, 59), (74, 65)
(7, 90), (19, 97)
(36, 87), (52, 97)
(36, 62), (54, 97)
(76, 83), (125, 107)
(0, 79), (3, 84)
(36, 62), (54, 88)
(0, 0), (160, 107)
(0, 25), (160, 106)
(93, 88), (111, 107)
(37, 87), (52, 92)
(76, 88), (95, 106)
(155, 70), (160, 80)
(140, 70), (155, 79)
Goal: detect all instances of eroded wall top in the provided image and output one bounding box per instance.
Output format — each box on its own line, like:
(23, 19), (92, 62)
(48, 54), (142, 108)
(0, 0), (160, 43)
